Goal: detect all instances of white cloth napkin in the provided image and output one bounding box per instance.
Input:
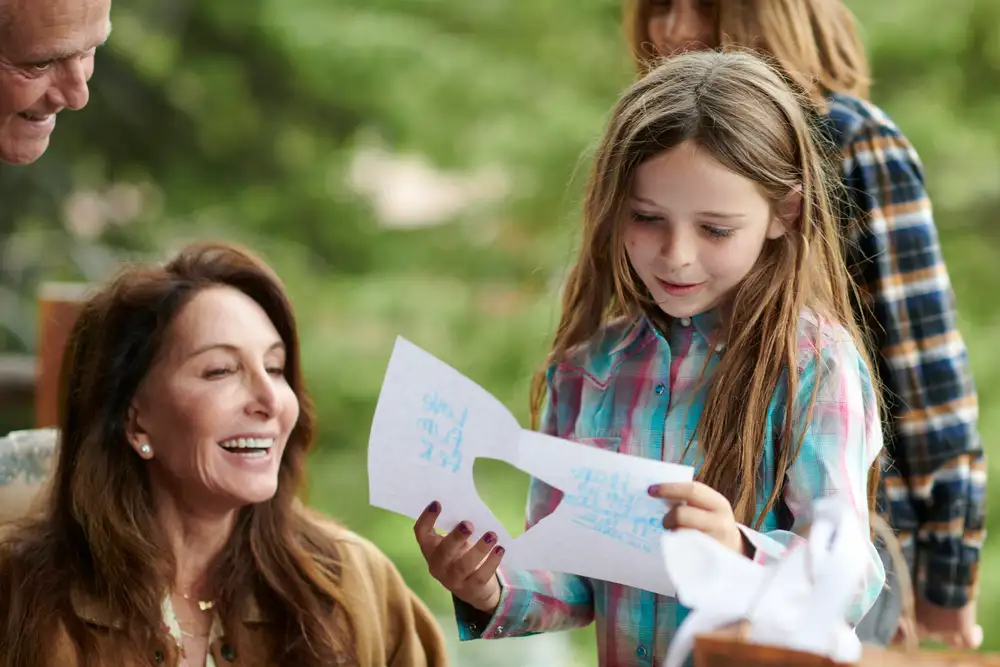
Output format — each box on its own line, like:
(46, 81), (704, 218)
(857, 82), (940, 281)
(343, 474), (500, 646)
(661, 498), (870, 667)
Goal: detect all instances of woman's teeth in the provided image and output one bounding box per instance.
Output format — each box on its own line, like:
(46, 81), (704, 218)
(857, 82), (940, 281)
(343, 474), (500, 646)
(219, 437), (274, 457)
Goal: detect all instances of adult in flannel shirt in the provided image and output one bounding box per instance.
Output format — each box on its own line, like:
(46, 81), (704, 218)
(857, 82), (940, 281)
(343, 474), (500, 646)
(626, 0), (986, 649)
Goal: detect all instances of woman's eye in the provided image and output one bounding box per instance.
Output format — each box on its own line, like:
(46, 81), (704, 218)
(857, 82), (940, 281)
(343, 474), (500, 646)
(266, 366), (285, 376)
(204, 367), (234, 379)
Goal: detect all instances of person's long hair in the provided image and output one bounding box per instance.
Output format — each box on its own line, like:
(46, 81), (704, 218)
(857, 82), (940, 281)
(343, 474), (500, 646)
(0, 242), (355, 666)
(624, 0), (871, 107)
(530, 50), (881, 529)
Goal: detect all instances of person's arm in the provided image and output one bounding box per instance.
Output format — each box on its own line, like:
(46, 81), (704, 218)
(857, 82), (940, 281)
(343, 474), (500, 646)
(738, 334), (886, 624)
(356, 541), (451, 667)
(841, 119), (985, 608)
(454, 366), (595, 640)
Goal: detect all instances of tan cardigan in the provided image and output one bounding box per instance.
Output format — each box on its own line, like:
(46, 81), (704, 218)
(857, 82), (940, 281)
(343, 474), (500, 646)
(1, 431), (449, 665)
(37, 519), (450, 667)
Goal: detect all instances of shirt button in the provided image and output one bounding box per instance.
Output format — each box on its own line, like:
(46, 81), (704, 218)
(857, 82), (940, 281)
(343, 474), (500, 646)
(152, 650), (165, 664)
(637, 645), (648, 658)
(220, 643), (237, 661)
(679, 317), (691, 326)
(496, 624), (505, 635)
(715, 342), (726, 352)
(655, 383), (665, 395)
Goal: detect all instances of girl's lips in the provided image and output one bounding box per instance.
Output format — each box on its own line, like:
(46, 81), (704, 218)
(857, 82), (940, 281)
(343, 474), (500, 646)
(658, 279), (704, 296)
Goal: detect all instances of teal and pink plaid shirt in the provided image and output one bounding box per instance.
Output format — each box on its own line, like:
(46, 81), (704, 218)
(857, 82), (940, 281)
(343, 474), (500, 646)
(456, 310), (886, 667)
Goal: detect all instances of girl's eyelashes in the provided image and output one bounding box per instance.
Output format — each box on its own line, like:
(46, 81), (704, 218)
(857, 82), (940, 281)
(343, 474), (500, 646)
(630, 209), (734, 239)
(703, 225), (733, 239)
(630, 210), (661, 224)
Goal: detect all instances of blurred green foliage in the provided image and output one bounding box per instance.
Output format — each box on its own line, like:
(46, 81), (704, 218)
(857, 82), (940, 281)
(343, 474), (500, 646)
(1, 0), (999, 662)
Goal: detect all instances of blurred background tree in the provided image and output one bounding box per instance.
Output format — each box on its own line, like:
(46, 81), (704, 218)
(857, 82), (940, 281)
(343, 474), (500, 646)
(1, 0), (998, 663)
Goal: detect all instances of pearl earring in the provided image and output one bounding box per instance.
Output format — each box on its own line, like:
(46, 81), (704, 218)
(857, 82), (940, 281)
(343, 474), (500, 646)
(139, 443), (152, 458)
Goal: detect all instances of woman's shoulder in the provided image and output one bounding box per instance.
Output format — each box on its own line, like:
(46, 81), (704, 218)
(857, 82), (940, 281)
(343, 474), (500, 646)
(295, 505), (402, 582)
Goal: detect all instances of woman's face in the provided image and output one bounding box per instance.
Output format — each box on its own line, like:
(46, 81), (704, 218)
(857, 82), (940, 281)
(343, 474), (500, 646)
(645, 0), (716, 57)
(128, 286), (300, 513)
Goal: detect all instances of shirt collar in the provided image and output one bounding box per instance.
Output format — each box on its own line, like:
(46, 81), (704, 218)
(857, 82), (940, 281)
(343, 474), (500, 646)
(615, 308), (725, 352)
(70, 586), (275, 629)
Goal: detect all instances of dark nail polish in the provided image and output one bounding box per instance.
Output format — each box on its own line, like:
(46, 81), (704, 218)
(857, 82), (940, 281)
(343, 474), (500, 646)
(494, 546), (505, 556)
(647, 485), (659, 495)
(458, 521), (472, 535)
(484, 532), (496, 545)
(426, 501), (440, 513)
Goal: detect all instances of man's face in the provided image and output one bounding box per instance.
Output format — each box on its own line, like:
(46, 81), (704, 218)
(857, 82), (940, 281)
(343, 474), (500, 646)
(0, 0), (111, 165)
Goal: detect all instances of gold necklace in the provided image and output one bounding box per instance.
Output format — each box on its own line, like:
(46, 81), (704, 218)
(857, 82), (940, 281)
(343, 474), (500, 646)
(178, 590), (215, 612)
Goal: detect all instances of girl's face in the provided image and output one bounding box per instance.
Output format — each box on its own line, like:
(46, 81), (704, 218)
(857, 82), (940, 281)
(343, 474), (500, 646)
(645, 0), (716, 56)
(624, 140), (786, 319)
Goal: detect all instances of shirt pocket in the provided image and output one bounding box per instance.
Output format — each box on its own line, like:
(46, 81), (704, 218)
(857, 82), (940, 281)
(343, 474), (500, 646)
(572, 435), (622, 454)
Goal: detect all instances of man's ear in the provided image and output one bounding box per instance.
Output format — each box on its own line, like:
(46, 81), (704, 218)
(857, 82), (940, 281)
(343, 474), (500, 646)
(767, 186), (802, 240)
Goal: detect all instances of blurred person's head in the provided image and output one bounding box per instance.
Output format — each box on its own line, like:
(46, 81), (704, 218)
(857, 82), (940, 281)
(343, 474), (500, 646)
(0, 0), (111, 164)
(623, 0), (870, 105)
(532, 49), (878, 524)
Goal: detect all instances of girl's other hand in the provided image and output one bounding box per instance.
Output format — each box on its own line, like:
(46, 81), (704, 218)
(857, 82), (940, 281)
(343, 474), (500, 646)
(413, 501), (505, 613)
(649, 481), (752, 557)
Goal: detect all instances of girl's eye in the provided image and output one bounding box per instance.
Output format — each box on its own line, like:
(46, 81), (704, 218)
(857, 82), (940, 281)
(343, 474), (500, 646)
(631, 211), (661, 225)
(703, 226), (733, 239)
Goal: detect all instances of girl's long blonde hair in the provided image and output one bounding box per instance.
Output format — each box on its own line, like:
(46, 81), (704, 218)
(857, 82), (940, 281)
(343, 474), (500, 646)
(530, 50), (880, 528)
(624, 0), (871, 107)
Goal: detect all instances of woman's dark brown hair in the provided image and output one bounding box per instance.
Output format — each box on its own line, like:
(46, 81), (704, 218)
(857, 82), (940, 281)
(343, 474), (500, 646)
(0, 242), (354, 666)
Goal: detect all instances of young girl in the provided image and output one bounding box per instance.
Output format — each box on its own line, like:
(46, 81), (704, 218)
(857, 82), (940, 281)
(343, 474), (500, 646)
(626, 0), (984, 649)
(412, 50), (885, 666)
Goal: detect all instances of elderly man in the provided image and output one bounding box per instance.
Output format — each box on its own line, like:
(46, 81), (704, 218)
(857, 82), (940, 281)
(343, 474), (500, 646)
(0, 0), (111, 164)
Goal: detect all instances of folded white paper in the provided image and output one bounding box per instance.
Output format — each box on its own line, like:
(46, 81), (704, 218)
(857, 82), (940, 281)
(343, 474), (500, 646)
(368, 336), (694, 595)
(661, 498), (870, 667)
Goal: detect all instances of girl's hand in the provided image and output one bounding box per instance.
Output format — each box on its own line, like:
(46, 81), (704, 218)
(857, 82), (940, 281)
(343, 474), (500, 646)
(413, 501), (505, 614)
(649, 481), (751, 557)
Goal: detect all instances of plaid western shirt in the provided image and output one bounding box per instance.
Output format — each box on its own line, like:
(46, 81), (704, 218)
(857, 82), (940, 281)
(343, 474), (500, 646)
(457, 311), (885, 667)
(826, 93), (986, 607)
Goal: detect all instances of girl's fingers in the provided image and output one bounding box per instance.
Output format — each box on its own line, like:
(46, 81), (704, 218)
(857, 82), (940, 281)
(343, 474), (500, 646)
(428, 520), (476, 576)
(651, 481), (728, 512)
(468, 544), (506, 588)
(662, 504), (718, 533)
(450, 531), (498, 582)
(413, 501), (444, 559)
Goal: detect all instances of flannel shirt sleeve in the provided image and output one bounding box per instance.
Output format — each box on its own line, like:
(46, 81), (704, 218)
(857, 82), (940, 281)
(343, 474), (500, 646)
(454, 365), (594, 640)
(841, 119), (986, 607)
(738, 335), (886, 624)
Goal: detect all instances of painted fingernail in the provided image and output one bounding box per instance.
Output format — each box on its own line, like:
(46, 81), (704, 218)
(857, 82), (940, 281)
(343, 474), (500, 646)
(647, 485), (659, 495)
(484, 532), (496, 545)
(458, 521), (472, 535)
(426, 501), (440, 513)
(494, 546), (505, 556)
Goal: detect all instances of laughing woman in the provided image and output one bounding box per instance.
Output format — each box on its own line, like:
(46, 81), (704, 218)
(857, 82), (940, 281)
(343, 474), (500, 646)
(0, 242), (448, 667)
